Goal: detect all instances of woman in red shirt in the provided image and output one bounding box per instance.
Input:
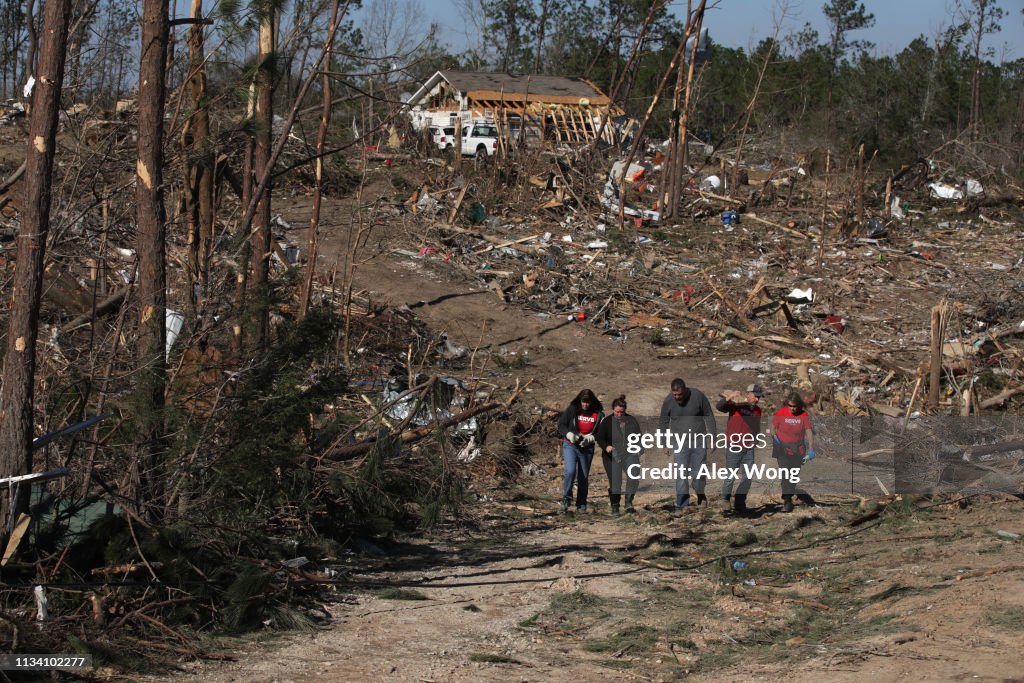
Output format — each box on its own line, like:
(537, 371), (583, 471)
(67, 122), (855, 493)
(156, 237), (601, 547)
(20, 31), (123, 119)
(556, 389), (603, 513)
(771, 393), (816, 512)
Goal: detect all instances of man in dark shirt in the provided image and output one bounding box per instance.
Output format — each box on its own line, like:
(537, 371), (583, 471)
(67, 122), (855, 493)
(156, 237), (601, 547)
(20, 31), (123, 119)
(659, 378), (718, 512)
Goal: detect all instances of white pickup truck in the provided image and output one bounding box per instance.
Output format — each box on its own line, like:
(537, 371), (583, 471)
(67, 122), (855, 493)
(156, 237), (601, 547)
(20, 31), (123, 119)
(460, 123), (500, 158)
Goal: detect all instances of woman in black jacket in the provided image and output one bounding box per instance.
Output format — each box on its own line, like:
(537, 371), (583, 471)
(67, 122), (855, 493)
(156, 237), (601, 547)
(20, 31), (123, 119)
(556, 389), (603, 513)
(595, 395), (644, 514)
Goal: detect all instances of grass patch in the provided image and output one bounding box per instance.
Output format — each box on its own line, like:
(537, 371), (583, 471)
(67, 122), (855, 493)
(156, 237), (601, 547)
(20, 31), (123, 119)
(864, 583), (940, 604)
(468, 652), (520, 664)
(517, 613), (540, 629)
(642, 328), (668, 346)
(599, 658), (634, 669)
(742, 608), (909, 662)
(691, 650), (740, 674)
(548, 590), (609, 615)
(711, 555), (818, 584)
(878, 497), (918, 529)
(494, 353), (529, 369)
(727, 531), (758, 547)
(374, 587), (429, 601)
(583, 624), (659, 653)
(987, 606), (1024, 631)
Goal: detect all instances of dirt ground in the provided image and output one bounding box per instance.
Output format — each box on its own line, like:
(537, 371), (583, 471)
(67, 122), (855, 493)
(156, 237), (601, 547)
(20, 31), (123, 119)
(140, 183), (1023, 682)
(146, 496), (1024, 683)
(4, 128), (1021, 680)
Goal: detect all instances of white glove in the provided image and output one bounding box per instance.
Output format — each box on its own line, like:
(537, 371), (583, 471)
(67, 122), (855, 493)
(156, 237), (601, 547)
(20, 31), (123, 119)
(566, 432), (578, 444)
(580, 434), (596, 447)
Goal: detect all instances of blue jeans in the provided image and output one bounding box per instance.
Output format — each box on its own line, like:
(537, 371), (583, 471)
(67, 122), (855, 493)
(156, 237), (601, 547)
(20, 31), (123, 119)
(722, 447), (754, 498)
(562, 442), (594, 509)
(673, 446), (707, 508)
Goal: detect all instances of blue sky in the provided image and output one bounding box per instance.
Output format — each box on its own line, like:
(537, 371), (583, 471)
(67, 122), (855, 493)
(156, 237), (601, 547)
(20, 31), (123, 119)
(415, 0), (1024, 63)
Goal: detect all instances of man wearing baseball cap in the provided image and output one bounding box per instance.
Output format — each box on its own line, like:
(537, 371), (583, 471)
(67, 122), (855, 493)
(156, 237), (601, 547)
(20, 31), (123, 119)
(715, 384), (765, 514)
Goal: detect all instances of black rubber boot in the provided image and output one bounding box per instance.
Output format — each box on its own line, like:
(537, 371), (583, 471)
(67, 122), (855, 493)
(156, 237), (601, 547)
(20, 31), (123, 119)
(609, 492), (621, 516)
(696, 493), (708, 506)
(624, 495), (635, 512)
(782, 495), (794, 513)
(797, 493), (816, 507)
(734, 494), (748, 514)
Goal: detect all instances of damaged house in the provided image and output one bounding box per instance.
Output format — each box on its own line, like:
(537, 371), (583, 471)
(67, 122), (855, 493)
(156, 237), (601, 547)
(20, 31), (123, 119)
(405, 70), (624, 145)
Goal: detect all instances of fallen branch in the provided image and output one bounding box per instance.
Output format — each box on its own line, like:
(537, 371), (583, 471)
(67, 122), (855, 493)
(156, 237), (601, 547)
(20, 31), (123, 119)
(730, 586), (830, 610)
(962, 438), (1024, 462)
(979, 385), (1024, 409)
(667, 305), (817, 359)
(956, 565), (1024, 581)
(0, 160), (25, 193)
(63, 286), (130, 332)
(326, 401), (503, 460)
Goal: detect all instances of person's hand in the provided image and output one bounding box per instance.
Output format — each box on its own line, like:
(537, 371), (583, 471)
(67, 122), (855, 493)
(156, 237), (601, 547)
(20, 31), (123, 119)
(580, 434), (596, 447)
(566, 432), (578, 444)
(605, 445), (614, 454)
(803, 448), (816, 464)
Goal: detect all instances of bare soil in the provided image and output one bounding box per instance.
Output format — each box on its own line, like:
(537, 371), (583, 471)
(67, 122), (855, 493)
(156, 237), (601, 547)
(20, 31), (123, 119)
(5, 131), (1020, 680)
(142, 174), (1022, 682)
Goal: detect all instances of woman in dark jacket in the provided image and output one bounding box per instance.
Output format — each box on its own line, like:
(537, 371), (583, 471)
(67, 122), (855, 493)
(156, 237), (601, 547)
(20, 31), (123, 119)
(556, 389), (603, 513)
(594, 395), (644, 514)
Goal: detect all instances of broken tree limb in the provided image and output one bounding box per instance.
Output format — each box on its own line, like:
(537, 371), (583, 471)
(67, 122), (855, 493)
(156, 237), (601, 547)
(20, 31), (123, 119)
(956, 565), (1024, 581)
(447, 184), (469, 224)
(730, 586), (830, 610)
(473, 234), (541, 255)
(667, 305), (817, 359)
(326, 401), (502, 460)
(979, 385), (1024, 409)
(962, 438), (1024, 462)
(63, 286), (130, 332)
(701, 270), (753, 331)
(437, 224), (548, 256)
(745, 211), (814, 240)
(928, 302), (949, 407)
(0, 161), (25, 193)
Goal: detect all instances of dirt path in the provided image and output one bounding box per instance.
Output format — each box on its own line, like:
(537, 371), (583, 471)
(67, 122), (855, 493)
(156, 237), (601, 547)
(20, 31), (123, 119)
(149, 495), (1023, 682)
(142, 211), (1024, 682)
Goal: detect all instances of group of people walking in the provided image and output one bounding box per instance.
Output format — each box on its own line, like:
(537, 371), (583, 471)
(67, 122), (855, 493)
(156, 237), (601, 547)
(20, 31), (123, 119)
(557, 378), (817, 515)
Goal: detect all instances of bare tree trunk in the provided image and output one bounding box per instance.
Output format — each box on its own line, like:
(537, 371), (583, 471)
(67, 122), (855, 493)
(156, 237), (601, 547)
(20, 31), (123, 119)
(134, 0), (170, 521)
(664, 1), (706, 220)
(589, 1), (665, 154)
(251, 9), (276, 346)
(233, 82), (256, 357)
(0, 0), (71, 542)
(731, 25), (781, 192)
(533, 0), (548, 74)
(24, 0), (40, 90)
(185, 0), (213, 301)
(855, 143), (865, 225)
(968, 3), (986, 138)
(300, 0), (344, 319)
(614, 9), (696, 229)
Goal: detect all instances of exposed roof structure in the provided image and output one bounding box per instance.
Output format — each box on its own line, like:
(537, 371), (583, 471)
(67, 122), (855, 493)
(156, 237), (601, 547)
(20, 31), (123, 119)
(406, 71), (622, 144)
(436, 72), (612, 104)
